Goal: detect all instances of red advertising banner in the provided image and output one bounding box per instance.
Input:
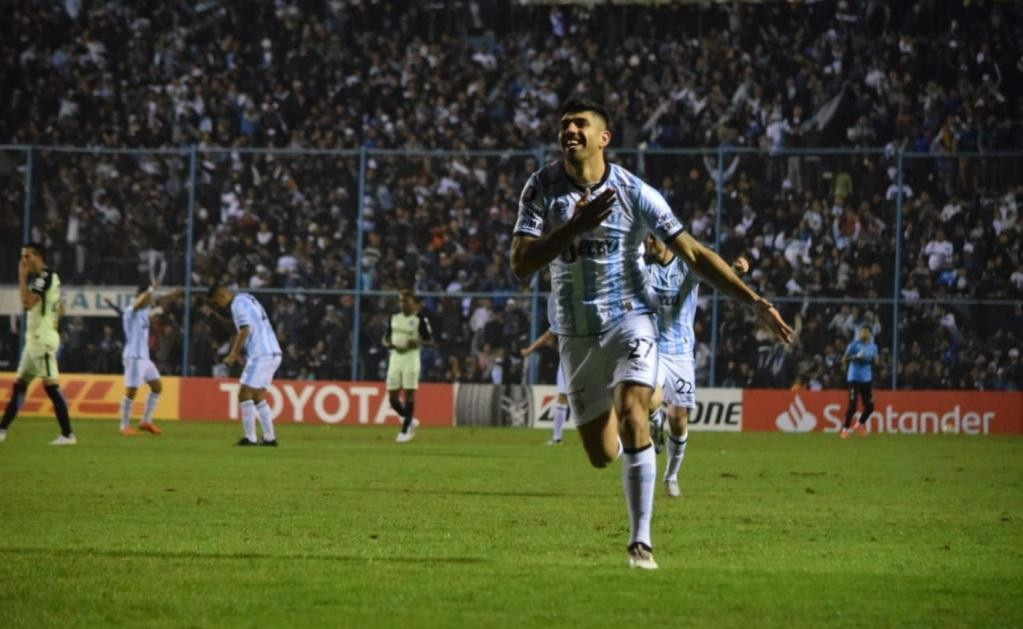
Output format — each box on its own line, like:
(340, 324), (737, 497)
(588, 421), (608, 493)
(743, 389), (1022, 435)
(180, 378), (454, 427)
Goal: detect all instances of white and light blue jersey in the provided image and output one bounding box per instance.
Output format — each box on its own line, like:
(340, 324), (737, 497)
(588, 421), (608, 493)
(644, 257), (699, 356)
(122, 306), (151, 360)
(513, 162), (685, 336)
(231, 293), (282, 357)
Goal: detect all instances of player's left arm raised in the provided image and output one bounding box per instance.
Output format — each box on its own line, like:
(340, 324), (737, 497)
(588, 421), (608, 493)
(667, 232), (794, 344)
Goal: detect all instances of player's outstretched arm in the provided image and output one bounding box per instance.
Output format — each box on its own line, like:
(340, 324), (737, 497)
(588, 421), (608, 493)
(511, 188), (616, 278)
(520, 329), (556, 358)
(668, 232), (794, 344)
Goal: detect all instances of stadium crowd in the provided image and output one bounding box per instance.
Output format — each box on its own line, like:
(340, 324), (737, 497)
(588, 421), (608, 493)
(1, 0), (1020, 390)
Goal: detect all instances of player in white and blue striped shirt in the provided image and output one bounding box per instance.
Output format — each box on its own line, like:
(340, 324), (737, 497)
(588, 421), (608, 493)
(512, 98), (793, 570)
(117, 283), (182, 436)
(207, 285), (282, 446)
(643, 235), (749, 499)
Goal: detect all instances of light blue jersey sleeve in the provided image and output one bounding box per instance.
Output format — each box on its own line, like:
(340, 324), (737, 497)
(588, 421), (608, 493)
(513, 173), (545, 238)
(636, 182), (684, 242)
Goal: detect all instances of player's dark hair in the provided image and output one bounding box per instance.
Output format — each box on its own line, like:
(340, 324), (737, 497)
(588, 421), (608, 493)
(23, 242), (46, 260)
(399, 288), (416, 301)
(206, 283), (223, 299)
(559, 98), (612, 129)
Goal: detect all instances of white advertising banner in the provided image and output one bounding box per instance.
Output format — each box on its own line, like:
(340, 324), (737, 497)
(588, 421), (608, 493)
(0, 285), (137, 317)
(529, 385), (742, 432)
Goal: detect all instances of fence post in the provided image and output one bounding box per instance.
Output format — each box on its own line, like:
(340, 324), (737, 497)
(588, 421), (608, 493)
(527, 148), (546, 385)
(181, 145), (197, 376)
(709, 145), (725, 387)
(18, 146), (34, 353)
(891, 147), (905, 390)
(351, 146), (368, 381)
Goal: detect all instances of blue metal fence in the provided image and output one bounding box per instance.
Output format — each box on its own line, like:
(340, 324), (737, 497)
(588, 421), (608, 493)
(2, 144), (1020, 389)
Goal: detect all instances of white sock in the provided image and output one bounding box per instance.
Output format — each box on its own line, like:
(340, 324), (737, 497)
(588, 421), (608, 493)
(552, 404), (567, 442)
(142, 393), (160, 424)
(120, 397), (133, 429)
(240, 400), (257, 442)
(256, 401), (275, 441)
(621, 445), (656, 548)
(664, 432), (688, 482)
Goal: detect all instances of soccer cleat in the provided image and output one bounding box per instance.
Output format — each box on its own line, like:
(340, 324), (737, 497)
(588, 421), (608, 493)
(546, 438), (562, 446)
(50, 434), (77, 446)
(0, 429), (7, 442)
(665, 479), (682, 498)
(120, 427), (140, 436)
(409, 418), (420, 434)
(235, 438), (259, 446)
(395, 431), (410, 444)
(627, 542), (658, 570)
(840, 428), (850, 439)
(139, 422), (162, 435)
(260, 439), (278, 447)
(853, 422), (868, 437)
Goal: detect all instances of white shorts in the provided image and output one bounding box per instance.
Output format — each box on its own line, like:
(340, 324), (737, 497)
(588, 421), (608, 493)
(557, 312), (659, 426)
(16, 343), (59, 381)
(658, 353), (696, 409)
(387, 351), (421, 391)
(556, 360), (567, 395)
(123, 358), (160, 388)
(240, 354), (282, 389)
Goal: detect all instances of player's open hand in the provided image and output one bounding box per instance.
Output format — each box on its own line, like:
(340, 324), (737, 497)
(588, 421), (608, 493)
(753, 298), (794, 345)
(571, 188), (616, 231)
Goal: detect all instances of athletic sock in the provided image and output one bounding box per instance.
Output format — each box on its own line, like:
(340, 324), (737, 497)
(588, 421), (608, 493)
(621, 444), (656, 548)
(390, 397), (407, 417)
(256, 400), (275, 441)
(552, 404), (568, 442)
(664, 432), (689, 482)
(120, 397), (133, 429)
(142, 393), (160, 424)
(240, 400), (257, 442)
(45, 384), (74, 437)
(2, 381), (27, 430)
(401, 401), (415, 434)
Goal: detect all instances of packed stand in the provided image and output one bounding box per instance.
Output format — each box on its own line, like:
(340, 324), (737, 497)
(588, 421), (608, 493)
(1, 0), (1021, 388)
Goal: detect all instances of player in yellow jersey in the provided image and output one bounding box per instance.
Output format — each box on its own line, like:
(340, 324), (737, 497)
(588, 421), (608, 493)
(0, 243), (77, 445)
(383, 289), (433, 443)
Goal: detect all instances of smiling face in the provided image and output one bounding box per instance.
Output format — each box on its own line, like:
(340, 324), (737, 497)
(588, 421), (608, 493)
(558, 110), (611, 164)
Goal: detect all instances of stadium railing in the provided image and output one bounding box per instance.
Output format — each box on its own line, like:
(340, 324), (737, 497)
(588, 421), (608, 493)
(1, 144), (1020, 390)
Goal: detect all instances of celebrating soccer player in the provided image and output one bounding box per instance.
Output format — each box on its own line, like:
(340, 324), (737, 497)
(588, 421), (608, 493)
(841, 325), (877, 438)
(116, 283), (182, 436)
(511, 98), (793, 569)
(0, 243), (76, 445)
(520, 328), (570, 445)
(384, 289), (433, 443)
(207, 286), (282, 446)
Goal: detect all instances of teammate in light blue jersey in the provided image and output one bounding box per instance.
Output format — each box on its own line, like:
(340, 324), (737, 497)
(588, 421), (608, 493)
(207, 286), (282, 447)
(511, 98), (794, 570)
(643, 235), (749, 498)
(841, 325), (877, 439)
(116, 283), (181, 436)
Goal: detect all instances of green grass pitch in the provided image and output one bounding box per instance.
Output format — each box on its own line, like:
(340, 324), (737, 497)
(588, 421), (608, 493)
(0, 419), (1020, 628)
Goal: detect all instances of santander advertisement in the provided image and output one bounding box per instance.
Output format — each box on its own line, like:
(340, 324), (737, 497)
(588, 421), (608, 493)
(743, 390), (1022, 435)
(180, 379), (454, 427)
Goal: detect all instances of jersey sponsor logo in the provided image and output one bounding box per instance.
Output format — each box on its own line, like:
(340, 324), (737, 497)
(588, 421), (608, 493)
(655, 292), (682, 306)
(561, 238), (620, 262)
